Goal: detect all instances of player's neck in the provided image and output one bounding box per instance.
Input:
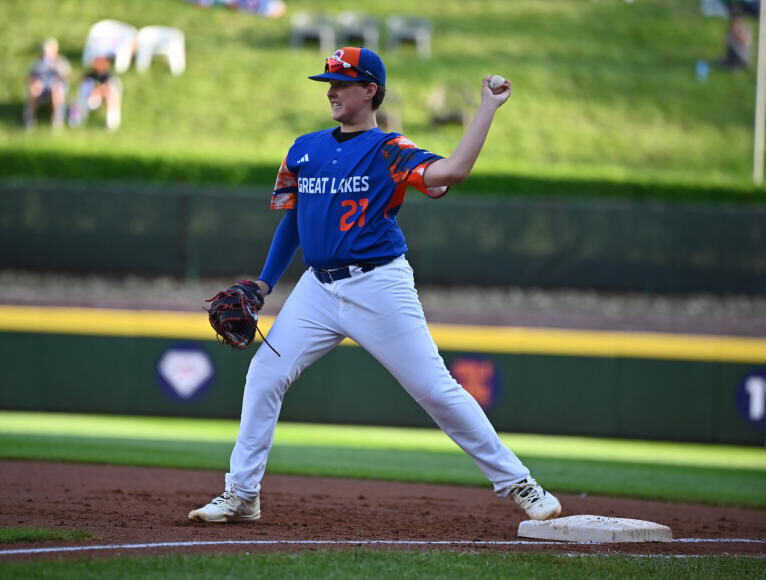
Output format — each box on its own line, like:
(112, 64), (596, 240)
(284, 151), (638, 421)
(339, 114), (377, 133)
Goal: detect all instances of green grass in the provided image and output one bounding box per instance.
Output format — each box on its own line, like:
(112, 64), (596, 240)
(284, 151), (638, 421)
(0, 527), (90, 545)
(2, 435), (764, 508)
(2, 0), (765, 199)
(0, 551), (764, 580)
(1, 412), (764, 575)
(1, 412), (764, 508)
(1, 412), (764, 470)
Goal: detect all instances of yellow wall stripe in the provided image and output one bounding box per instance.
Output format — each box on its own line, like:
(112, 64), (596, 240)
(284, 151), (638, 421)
(0, 304), (764, 363)
(0, 305), (265, 341)
(428, 323), (766, 363)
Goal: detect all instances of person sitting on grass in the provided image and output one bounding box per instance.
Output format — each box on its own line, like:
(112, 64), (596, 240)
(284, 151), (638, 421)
(68, 55), (123, 131)
(23, 37), (71, 130)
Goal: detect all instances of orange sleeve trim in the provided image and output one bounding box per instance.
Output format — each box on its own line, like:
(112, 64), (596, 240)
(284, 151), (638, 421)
(271, 157), (298, 210)
(410, 161), (449, 199)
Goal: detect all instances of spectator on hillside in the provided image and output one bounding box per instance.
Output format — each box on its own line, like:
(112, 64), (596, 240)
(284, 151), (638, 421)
(717, 0), (760, 69)
(68, 55), (123, 131)
(186, 0), (286, 18)
(23, 38), (71, 129)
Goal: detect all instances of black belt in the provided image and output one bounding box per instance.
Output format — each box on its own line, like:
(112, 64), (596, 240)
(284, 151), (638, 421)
(313, 261), (387, 284)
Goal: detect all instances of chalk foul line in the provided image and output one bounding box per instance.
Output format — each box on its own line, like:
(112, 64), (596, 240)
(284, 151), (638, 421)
(1, 538), (765, 556)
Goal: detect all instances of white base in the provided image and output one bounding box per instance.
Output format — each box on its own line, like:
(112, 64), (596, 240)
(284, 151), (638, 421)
(518, 515), (673, 543)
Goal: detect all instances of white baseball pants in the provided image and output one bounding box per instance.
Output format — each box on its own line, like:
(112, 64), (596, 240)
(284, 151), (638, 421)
(226, 256), (530, 501)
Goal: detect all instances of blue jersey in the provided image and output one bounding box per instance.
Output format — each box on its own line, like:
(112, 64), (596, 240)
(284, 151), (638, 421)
(271, 127), (448, 269)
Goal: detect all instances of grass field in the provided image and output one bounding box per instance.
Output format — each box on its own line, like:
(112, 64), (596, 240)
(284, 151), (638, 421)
(0, 527), (90, 544)
(0, 412), (764, 508)
(1, 551), (764, 580)
(0, 412), (764, 576)
(2, 0), (764, 198)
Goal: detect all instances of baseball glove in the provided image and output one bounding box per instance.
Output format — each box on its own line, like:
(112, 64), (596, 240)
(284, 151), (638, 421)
(205, 280), (279, 355)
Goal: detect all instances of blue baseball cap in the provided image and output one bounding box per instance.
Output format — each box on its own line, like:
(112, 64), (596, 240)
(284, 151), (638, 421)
(308, 47), (386, 85)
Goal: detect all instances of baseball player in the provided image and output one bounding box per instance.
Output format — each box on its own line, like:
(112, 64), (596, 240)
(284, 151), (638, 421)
(189, 47), (561, 524)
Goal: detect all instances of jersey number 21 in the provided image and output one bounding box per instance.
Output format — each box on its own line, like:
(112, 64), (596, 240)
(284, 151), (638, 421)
(340, 198), (369, 232)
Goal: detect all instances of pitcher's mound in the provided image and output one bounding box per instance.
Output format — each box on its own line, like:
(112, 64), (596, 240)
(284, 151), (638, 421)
(518, 515), (673, 543)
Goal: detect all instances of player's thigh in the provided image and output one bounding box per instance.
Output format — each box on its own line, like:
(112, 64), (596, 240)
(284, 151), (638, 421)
(345, 261), (452, 399)
(358, 318), (453, 402)
(340, 257), (426, 342)
(251, 270), (344, 380)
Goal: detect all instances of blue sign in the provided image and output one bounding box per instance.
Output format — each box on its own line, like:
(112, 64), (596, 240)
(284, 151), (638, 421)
(448, 356), (501, 411)
(156, 343), (215, 403)
(736, 369), (766, 429)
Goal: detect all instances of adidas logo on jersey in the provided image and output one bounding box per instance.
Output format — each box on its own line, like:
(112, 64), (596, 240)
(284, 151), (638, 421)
(297, 153), (310, 164)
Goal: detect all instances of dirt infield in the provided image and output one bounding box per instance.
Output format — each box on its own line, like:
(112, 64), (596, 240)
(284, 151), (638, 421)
(1, 460), (764, 560)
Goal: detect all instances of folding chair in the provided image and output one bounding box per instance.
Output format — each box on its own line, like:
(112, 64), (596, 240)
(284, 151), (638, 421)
(135, 26), (186, 75)
(82, 19), (137, 74)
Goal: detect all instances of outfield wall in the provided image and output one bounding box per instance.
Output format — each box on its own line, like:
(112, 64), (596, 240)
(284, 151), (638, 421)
(1, 305), (764, 445)
(2, 180), (765, 293)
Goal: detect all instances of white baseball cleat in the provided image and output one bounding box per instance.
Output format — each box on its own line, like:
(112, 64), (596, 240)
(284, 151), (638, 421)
(507, 477), (561, 521)
(188, 488), (260, 523)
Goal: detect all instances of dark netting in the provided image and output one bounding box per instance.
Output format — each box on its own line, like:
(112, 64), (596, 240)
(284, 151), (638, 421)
(1, 181), (764, 293)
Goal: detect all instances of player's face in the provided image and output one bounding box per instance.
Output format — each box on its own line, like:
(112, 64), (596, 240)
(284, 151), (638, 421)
(326, 80), (372, 125)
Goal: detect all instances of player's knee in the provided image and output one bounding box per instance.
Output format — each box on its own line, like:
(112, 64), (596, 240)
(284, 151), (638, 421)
(410, 376), (464, 408)
(247, 350), (292, 395)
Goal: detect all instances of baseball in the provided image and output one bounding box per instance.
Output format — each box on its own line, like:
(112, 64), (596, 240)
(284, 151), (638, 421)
(489, 75), (506, 91)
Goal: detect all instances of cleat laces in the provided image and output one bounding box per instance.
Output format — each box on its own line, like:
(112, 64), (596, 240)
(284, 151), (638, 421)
(509, 479), (545, 510)
(211, 491), (232, 505)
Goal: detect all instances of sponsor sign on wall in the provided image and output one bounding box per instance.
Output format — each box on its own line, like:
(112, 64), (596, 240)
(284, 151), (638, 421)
(156, 343), (215, 402)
